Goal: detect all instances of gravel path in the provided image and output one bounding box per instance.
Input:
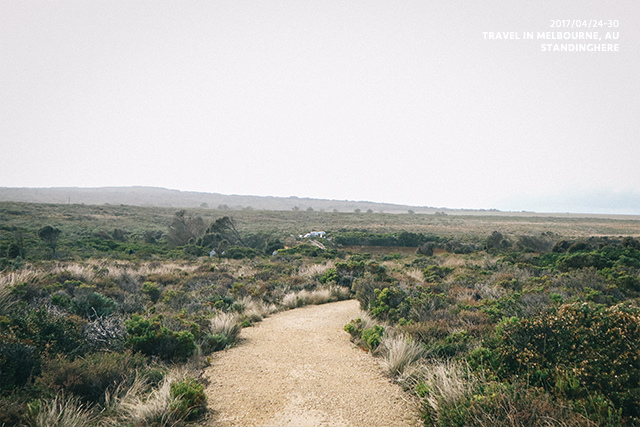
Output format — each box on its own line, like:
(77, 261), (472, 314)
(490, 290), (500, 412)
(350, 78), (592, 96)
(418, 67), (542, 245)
(201, 299), (422, 427)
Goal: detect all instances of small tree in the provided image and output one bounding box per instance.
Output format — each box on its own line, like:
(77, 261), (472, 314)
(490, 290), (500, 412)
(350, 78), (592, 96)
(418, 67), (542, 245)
(486, 231), (505, 250)
(206, 216), (245, 247)
(166, 211), (205, 247)
(38, 226), (61, 255)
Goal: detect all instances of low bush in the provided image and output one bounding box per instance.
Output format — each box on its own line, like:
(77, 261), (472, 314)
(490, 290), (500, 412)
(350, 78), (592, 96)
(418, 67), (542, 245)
(0, 338), (40, 390)
(125, 315), (196, 361)
(199, 333), (229, 354)
(37, 351), (146, 403)
(361, 325), (384, 351)
(169, 376), (207, 421)
(472, 302), (640, 420)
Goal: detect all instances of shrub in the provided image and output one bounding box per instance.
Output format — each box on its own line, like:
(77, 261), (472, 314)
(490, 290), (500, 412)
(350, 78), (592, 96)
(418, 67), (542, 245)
(37, 351), (146, 403)
(169, 377), (207, 421)
(71, 288), (117, 318)
(556, 252), (612, 271)
(125, 315), (196, 361)
(370, 285), (408, 322)
(361, 325), (385, 351)
(0, 338), (40, 390)
(344, 314), (379, 347)
(8, 307), (87, 357)
(474, 302), (640, 420)
(199, 333), (229, 354)
(141, 281), (162, 303)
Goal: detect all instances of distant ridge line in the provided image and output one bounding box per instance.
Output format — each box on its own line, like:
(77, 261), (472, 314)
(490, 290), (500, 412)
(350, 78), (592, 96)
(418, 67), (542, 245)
(1, 186), (637, 219)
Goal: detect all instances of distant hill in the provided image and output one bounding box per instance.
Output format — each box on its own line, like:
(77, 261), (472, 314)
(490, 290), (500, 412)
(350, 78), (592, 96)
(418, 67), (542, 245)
(0, 186), (448, 214)
(1, 187), (637, 220)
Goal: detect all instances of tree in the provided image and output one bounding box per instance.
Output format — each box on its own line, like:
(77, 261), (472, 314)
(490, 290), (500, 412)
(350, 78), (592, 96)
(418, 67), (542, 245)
(205, 216), (245, 247)
(166, 211), (206, 247)
(38, 225), (61, 255)
(486, 231), (505, 250)
(6, 230), (26, 259)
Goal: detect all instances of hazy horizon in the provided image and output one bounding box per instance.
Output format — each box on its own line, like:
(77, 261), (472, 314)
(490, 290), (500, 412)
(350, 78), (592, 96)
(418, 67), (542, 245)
(2, 1), (639, 215)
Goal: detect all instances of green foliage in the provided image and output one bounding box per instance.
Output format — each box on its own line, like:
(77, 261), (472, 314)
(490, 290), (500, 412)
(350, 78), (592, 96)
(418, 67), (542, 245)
(170, 377), (207, 421)
(0, 338), (40, 390)
(38, 225), (62, 255)
(474, 303), (640, 419)
(70, 287), (117, 318)
(200, 333), (229, 354)
(361, 325), (385, 351)
(125, 315), (196, 361)
(423, 265), (454, 282)
(556, 251), (613, 271)
(371, 286), (408, 322)
(5, 307), (86, 357)
(333, 231), (440, 247)
(142, 281), (162, 303)
(318, 268), (339, 284)
(224, 246), (259, 259)
(36, 351), (146, 403)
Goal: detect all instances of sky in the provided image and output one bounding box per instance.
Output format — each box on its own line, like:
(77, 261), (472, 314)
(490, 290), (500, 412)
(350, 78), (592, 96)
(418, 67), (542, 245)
(1, 0), (639, 214)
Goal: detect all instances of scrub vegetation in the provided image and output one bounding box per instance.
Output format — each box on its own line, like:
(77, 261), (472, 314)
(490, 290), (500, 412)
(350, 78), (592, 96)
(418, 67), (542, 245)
(0, 200), (638, 425)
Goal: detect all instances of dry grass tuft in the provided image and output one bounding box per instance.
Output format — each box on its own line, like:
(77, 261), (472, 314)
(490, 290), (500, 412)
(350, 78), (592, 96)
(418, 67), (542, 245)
(114, 369), (188, 426)
(409, 361), (475, 420)
(0, 282), (17, 316)
(240, 297), (278, 322)
(298, 261), (335, 278)
(24, 394), (97, 427)
(281, 292), (299, 309)
(405, 267), (425, 282)
(380, 334), (424, 377)
(209, 312), (242, 342)
(282, 288), (336, 309)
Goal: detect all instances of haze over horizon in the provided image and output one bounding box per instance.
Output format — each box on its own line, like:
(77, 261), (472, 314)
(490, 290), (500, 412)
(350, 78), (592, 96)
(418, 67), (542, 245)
(2, 1), (639, 215)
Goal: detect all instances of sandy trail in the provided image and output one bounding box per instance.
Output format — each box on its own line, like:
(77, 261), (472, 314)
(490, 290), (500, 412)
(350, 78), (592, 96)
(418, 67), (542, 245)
(201, 299), (421, 427)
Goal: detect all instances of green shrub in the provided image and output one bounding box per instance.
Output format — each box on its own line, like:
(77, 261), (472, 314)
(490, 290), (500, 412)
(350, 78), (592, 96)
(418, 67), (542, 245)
(37, 351), (146, 403)
(362, 325), (384, 351)
(7, 307), (86, 356)
(169, 377), (207, 421)
(556, 252), (612, 271)
(141, 281), (162, 303)
(0, 338), (40, 390)
(200, 333), (229, 354)
(370, 285), (407, 322)
(474, 303), (640, 420)
(318, 268), (339, 284)
(423, 265), (455, 282)
(125, 315), (196, 361)
(70, 288), (117, 318)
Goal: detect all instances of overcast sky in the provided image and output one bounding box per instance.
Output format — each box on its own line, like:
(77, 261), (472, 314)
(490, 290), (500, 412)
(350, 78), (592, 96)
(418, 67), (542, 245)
(2, 0), (639, 214)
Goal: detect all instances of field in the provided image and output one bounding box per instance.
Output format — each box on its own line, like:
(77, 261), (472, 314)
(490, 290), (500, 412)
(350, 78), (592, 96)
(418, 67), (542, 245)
(1, 201), (639, 426)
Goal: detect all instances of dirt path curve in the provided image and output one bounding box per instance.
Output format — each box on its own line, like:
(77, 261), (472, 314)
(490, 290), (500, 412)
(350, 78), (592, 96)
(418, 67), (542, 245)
(201, 299), (422, 427)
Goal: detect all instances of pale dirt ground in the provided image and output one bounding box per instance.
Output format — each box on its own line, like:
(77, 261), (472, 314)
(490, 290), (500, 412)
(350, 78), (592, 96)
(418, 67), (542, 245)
(200, 299), (422, 427)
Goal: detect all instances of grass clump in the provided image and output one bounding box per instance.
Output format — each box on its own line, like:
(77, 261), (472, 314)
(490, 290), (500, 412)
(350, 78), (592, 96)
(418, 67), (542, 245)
(24, 393), (97, 427)
(113, 369), (206, 426)
(208, 312), (241, 343)
(379, 334), (424, 377)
